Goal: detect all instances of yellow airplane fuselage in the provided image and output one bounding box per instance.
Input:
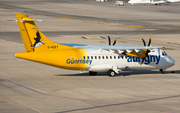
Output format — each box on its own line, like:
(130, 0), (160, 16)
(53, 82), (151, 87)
(15, 48), (88, 70)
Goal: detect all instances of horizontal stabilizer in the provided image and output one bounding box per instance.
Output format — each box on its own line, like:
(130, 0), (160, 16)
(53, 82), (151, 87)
(20, 19), (43, 22)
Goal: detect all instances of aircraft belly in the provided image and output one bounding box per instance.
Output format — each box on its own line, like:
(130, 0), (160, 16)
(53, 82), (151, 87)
(128, 62), (158, 70)
(127, 66), (157, 70)
(88, 64), (111, 72)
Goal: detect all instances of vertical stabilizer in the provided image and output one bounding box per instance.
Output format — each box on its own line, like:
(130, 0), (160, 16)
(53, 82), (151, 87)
(16, 14), (73, 52)
(16, 14), (34, 52)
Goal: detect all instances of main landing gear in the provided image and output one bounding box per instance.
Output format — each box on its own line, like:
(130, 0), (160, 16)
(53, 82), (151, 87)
(108, 69), (116, 77)
(89, 70), (117, 77)
(160, 69), (166, 74)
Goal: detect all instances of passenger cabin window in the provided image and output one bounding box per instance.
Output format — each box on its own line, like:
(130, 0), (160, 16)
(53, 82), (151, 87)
(95, 56), (97, 59)
(91, 56), (93, 59)
(87, 56), (89, 59)
(118, 56), (120, 59)
(80, 56), (82, 59)
(121, 56), (123, 59)
(106, 56), (108, 59)
(84, 56), (86, 59)
(99, 56), (101, 59)
(102, 56), (104, 59)
(110, 56), (112, 59)
(114, 56), (116, 59)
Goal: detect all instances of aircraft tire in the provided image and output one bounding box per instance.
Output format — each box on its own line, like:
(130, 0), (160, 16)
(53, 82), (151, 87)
(108, 70), (116, 77)
(171, 71), (175, 73)
(89, 71), (97, 76)
(160, 69), (166, 74)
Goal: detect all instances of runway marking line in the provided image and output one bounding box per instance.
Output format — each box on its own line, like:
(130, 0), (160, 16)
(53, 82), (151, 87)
(85, 21), (105, 23)
(8, 11), (24, 12)
(120, 25), (145, 27)
(30, 15), (46, 16)
(55, 17), (73, 19)
(0, 85), (21, 90)
(105, 23), (123, 25)
(162, 48), (173, 50)
(82, 36), (104, 39)
(0, 76), (176, 113)
(141, 29), (158, 31)
(8, 96), (42, 113)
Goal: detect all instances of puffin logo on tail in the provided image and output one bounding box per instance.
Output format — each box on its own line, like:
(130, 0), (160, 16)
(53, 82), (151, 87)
(32, 31), (45, 50)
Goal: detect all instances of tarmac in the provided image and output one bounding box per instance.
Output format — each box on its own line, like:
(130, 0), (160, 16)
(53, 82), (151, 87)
(0, 0), (180, 113)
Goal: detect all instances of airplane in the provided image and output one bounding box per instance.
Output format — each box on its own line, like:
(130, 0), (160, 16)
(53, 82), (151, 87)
(14, 14), (175, 77)
(128, 0), (180, 6)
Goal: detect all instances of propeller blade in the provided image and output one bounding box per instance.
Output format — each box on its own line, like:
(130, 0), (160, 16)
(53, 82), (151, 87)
(141, 57), (145, 65)
(141, 37), (146, 46)
(141, 49), (151, 65)
(147, 55), (150, 65)
(107, 34), (111, 45)
(112, 39), (116, 45)
(148, 36), (151, 46)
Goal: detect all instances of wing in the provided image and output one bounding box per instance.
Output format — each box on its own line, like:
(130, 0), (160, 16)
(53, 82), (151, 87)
(59, 43), (163, 57)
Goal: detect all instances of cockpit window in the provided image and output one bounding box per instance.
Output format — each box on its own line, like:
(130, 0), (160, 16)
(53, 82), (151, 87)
(162, 52), (167, 56)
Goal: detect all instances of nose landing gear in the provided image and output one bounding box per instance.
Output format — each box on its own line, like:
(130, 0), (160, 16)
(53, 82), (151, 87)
(160, 69), (176, 74)
(160, 69), (166, 74)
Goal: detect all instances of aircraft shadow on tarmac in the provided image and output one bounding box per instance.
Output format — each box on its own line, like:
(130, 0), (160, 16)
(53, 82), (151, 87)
(54, 70), (180, 77)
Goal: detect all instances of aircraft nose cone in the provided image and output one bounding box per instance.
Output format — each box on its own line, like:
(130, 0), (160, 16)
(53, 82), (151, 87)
(171, 57), (175, 64)
(168, 57), (175, 66)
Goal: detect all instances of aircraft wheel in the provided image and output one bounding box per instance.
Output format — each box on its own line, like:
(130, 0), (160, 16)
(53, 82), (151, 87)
(160, 69), (166, 74)
(89, 71), (97, 76)
(171, 71), (175, 73)
(108, 70), (116, 77)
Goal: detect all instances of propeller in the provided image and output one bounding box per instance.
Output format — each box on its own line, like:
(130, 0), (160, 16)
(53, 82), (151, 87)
(141, 37), (151, 65)
(112, 39), (116, 45)
(107, 34), (116, 46)
(107, 34), (111, 45)
(141, 37), (146, 46)
(148, 36), (151, 46)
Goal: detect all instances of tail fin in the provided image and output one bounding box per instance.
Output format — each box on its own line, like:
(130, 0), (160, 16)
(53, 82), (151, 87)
(16, 14), (73, 52)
